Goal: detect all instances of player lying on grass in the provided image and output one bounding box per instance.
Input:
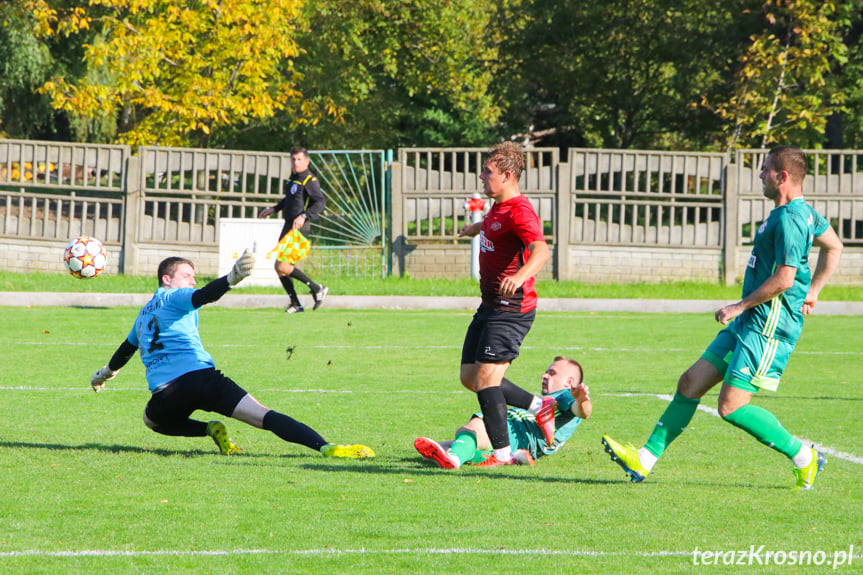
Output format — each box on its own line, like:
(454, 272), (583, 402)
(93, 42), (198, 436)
(415, 356), (591, 468)
(602, 145), (843, 490)
(89, 251), (374, 459)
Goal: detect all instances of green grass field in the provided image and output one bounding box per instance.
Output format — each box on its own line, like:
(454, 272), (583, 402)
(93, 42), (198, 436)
(0, 306), (860, 574)
(2, 269), (862, 301)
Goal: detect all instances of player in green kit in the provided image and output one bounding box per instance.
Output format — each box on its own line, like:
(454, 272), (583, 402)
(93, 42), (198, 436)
(415, 356), (591, 469)
(602, 145), (843, 490)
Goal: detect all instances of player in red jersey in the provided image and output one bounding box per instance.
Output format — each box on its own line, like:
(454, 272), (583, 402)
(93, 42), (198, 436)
(456, 142), (552, 467)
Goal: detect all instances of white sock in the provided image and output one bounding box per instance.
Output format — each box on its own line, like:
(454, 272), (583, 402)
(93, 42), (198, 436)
(638, 447), (658, 472)
(792, 444), (813, 468)
(527, 396), (543, 415)
(492, 446), (512, 462)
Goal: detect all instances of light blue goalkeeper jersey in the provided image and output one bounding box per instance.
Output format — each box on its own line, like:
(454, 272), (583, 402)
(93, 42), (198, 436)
(737, 197), (830, 343)
(127, 287), (215, 391)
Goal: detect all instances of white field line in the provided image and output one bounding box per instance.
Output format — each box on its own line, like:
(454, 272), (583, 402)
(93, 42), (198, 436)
(0, 547), (860, 560)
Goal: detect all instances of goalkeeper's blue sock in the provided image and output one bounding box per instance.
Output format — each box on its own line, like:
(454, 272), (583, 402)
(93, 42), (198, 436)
(263, 411), (328, 451)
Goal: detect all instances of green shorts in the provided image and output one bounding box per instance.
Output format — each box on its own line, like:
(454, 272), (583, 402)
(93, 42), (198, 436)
(702, 325), (795, 393)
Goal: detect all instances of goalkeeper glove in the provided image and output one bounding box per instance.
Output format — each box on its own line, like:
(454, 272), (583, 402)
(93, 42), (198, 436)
(91, 365), (117, 392)
(227, 248), (256, 286)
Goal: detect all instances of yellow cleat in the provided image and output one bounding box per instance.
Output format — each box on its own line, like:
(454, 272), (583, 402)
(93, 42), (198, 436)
(793, 446), (826, 491)
(206, 420), (241, 455)
(321, 443), (376, 458)
(602, 435), (649, 482)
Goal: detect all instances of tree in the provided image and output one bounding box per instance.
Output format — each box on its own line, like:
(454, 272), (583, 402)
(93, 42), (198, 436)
(224, 0), (514, 150)
(0, 2), (59, 139)
(502, 0), (758, 150)
(30, 0), (317, 147)
(709, 0), (851, 150)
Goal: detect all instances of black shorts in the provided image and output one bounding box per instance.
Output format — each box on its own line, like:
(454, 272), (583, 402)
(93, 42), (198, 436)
(145, 368), (248, 427)
(460, 306), (535, 365)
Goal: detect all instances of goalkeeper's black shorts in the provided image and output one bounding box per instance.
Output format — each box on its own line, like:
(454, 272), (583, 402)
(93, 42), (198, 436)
(145, 368), (247, 426)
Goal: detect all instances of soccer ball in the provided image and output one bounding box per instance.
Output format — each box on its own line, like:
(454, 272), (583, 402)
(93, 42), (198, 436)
(63, 236), (107, 279)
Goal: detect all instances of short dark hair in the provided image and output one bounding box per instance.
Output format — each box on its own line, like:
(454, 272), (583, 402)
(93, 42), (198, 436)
(487, 141), (525, 180)
(157, 257), (195, 286)
(768, 146), (807, 184)
(290, 146), (308, 157)
(553, 355), (584, 385)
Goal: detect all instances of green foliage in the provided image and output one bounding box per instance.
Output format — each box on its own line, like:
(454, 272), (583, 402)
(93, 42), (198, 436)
(0, 2), (56, 138)
(505, 0), (758, 150)
(7, 0), (863, 149)
(228, 0), (510, 149)
(710, 0), (852, 150)
(31, 0), (310, 147)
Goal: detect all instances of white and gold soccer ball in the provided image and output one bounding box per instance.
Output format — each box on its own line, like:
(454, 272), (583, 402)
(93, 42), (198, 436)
(63, 236), (107, 279)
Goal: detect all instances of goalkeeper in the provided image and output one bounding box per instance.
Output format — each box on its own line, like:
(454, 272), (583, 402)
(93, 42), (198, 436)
(89, 250), (374, 459)
(414, 357), (591, 469)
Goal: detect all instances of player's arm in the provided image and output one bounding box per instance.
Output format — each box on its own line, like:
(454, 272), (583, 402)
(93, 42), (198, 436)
(570, 382), (592, 419)
(190, 248), (256, 309)
(91, 339), (138, 392)
(499, 240), (550, 297)
(457, 222), (482, 238)
(715, 264), (796, 325)
(803, 226), (843, 315)
(258, 197), (285, 219)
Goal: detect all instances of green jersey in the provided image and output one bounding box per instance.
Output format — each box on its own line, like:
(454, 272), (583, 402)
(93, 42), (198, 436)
(738, 198), (829, 343)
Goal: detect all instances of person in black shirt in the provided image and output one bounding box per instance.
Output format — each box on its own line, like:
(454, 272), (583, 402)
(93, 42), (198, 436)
(258, 146), (328, 313)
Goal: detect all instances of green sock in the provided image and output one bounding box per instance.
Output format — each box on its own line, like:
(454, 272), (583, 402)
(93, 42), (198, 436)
(448, 430), (478, 466)
(644, 392), (700, 458)
(722, 405), (801, 459)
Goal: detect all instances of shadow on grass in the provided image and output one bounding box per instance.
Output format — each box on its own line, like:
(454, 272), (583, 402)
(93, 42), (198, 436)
(298, 458), (623, 485)
(0, 440), (309, 459)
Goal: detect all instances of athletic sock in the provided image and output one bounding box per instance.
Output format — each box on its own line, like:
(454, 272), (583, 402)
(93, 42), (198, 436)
(722, 404), (801, 459)
(499, 377), (535, 410)
(477, 386), (510, 450)
(638, 447), (659, 472)
(262, 410), (328, 451)
(279, 276), (301, 306)
(289, 268), (320, 292)
(492, 446), (512, 462)
(448, 430), (478, 466)
(644, 392), (700, 458)
(792, 443), (814, 468)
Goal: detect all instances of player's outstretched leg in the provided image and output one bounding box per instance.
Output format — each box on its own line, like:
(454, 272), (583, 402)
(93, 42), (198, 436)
(793, 446), (826, 491)
(207, 420), (241, 455)
(414, 437), (460, 469)
(535, 396), (557, 445)
(602, 435), (649, 482)
(321, 443), (376, 458)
